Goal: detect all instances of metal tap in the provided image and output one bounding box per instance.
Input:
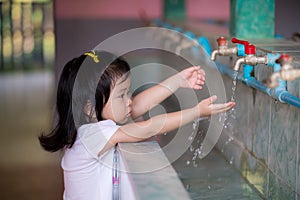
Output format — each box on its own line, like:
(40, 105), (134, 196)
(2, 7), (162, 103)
(233, 54), (268, 71)
(266, 54), (300, 88)
(210, 37), (238, 60)
(231, 38), (268, 72)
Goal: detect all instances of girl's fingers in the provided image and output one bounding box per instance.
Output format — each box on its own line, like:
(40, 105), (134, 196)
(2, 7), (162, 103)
(211, 102), (235, 113)
(197, 79), (205, 85)
(194, 85), (202, 90)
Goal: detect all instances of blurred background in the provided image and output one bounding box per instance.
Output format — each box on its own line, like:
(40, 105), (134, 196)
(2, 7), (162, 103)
(0, 0), (299, 199)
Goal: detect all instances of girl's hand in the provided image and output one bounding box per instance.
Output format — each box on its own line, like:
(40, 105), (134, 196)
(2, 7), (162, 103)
(178, 66), (205, 90)
(197, 95), (235, 117)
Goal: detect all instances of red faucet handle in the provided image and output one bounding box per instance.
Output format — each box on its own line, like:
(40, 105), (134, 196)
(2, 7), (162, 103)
(232, 38), (256, 54)
(245, 44), (256, 54)
(276, 54), (292, 64)
(217, 36), (228, 46)
(231, 37), (249, 46)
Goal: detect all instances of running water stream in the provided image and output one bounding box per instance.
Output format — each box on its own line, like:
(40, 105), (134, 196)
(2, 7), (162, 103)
(187, 71), (239, 167)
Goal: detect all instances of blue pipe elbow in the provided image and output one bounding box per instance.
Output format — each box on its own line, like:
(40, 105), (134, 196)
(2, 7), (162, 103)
(237, 44), (245, 57)
(243, 64), (254, 79)
(267, 53), (281, 67)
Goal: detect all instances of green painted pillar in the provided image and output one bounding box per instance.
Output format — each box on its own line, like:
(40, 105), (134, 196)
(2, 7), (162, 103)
(230, 0), (274, 39)
(164, 0), (186, 21)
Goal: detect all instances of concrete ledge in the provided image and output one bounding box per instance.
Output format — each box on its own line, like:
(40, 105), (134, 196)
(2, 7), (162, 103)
(118, 141), (191, 200)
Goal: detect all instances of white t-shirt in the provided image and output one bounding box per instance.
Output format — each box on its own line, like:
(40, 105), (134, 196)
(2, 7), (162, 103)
(61, 120), (135, 200)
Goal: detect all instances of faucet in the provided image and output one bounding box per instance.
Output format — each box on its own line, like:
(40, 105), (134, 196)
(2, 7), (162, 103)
(266, 54), (300, 88)
(210, 37), (239, 60)
(231, 38), (271, 80)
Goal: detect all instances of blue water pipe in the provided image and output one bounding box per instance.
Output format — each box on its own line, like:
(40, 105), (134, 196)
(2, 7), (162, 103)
(215, 61), (300, 108)
(280, 92), (300, 108)
(196, 36), (212, 55)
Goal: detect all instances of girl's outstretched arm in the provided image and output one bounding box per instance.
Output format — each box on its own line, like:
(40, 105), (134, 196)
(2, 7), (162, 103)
(131, 66), (205, 119)
(110, 95), (234, 145)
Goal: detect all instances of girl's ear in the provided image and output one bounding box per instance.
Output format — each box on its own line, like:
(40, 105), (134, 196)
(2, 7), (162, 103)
(84, 100), (97, 122)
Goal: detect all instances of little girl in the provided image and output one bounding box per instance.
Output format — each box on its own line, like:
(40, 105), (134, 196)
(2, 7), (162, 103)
(39, 51), (235, 200)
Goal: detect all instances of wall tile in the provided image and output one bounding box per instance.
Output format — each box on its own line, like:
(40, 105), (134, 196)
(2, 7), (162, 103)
(234, 82), (254, 151)
(269, 101), (298, 188)
(252, 91), (271, 162)
(269, 174), (296, 200)
(287, 78), (300, 98)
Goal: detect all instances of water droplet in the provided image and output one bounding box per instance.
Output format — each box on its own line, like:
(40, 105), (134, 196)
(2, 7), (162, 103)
(189, 145), (194, 152)
(193, 161), (198, 168)
(186, 184), (190, 190)
(229, 157), (234, 165)
(192, 121), (197, 130)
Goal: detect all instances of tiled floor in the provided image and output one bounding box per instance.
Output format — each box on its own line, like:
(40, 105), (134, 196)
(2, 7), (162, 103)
(0, 71), (63, 200)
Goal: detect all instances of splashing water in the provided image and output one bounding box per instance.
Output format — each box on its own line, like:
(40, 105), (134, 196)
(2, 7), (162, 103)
(186, 71), (239, 168)
(229, 157), (234, 165)
(222, 71), (238, 133)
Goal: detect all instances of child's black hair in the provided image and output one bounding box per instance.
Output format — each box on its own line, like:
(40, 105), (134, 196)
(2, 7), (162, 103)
(39, 51), (130, 152)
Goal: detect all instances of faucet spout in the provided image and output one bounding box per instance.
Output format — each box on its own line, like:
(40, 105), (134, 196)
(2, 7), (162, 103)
(233, 57), (245, 71)
(210, 50), (218, 60)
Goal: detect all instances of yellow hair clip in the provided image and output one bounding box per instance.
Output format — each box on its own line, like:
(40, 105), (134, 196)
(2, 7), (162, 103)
(84, 50), (99, 63)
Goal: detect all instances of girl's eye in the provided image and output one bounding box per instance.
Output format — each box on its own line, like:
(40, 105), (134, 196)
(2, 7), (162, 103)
(118, 94), (125, 98)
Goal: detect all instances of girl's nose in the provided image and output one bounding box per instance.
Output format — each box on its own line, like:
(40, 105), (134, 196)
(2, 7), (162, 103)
(127, 97), (132, 106)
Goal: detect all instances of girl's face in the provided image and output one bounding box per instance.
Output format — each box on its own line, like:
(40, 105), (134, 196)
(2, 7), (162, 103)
(101, 75), (132, 124)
